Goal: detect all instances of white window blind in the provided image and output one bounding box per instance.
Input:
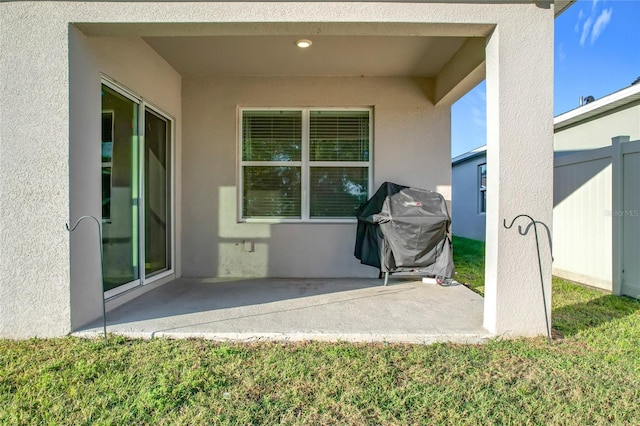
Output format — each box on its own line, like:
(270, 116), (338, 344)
(309, 111), (370, 162)
(240, 108), (372, 221)
(242, 111), (302, 162)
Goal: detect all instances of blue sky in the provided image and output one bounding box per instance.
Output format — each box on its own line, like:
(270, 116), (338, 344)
(451, 0), (640, 158)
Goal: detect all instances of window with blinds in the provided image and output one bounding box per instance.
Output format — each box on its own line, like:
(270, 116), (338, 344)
(240, 108), (372, 220)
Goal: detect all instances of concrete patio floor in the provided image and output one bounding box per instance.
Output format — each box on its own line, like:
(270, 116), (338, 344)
(75, 278), (490, 344)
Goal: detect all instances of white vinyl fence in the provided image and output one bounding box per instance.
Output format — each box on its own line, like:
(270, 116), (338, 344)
(553, 136), (640, 298)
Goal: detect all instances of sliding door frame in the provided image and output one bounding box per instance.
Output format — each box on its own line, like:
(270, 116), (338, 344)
(102, 76), (176, 300)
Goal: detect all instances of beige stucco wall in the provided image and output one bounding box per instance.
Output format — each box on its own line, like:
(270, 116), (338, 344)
(555, 103), (640, 152)
(182, 76), (450, 278)
(483, 9), (554, 336)
(0, 5), (73, 338)
(1, 13), (182, 336)
(1, 1), (555, 338)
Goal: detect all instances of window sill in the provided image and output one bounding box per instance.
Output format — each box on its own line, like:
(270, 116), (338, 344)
(240, 218), (358, 224)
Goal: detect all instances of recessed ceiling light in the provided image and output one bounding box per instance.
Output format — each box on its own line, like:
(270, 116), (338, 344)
(296, 39), (312, 48)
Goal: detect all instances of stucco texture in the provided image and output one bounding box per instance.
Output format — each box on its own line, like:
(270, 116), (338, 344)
(182, 76), (450, 278)
(1, 1), (554, 337)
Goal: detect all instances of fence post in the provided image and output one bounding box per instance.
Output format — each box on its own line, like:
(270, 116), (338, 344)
(612, 135), (630, 296)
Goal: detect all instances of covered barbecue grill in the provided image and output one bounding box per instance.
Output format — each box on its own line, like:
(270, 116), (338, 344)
(354, 182), (454, 284)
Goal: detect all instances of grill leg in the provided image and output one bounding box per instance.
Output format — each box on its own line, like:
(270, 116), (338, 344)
(384, 272), (389, 286)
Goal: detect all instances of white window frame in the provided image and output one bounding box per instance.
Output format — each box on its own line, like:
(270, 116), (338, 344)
(237, 107), (374, 223)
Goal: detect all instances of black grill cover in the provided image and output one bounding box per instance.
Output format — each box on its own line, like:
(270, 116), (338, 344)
(354, 182), (454, 277)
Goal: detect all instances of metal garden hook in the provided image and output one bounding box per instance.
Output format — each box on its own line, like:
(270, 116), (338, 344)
(503, 214), (553, 345)
(66, 216), (107, 344)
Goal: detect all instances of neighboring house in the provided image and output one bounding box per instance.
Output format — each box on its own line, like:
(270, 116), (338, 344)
(554, 83), (640, 153)
(0, 1), (571, 339)
(553, 81), (640, 297)
(452, 146), (487, 241)
(451, 82), (640, 298)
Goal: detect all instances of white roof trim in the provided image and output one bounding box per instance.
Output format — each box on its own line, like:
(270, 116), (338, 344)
(452, 145), (487, 164)
(554, 83), (640, 131)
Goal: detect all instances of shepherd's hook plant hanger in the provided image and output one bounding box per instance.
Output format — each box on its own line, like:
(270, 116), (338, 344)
(66, 216), (107, 344)
(503, 214), (553, 345)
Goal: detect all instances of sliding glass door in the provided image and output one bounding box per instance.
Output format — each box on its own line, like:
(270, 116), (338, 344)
(101, 82), (172, 294)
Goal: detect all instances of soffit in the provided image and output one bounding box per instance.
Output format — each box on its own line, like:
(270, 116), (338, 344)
(555, 0), (577, 16)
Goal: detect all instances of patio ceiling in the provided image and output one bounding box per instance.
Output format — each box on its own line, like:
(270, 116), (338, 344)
(75, 21), (491, 104)
(143, 35), (470, 78)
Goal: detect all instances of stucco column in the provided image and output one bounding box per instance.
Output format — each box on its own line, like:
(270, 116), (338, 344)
(483, 9), (555, 336)
(0, 6), (73, 337)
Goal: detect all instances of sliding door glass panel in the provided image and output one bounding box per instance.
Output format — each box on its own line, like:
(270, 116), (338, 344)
(101, 85), (140, 291)
(144, 109), (171, 277)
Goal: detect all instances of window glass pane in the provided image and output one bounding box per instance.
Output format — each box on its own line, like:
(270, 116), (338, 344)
(310, 167), (368, 217)
(101, 84), (140, 291)
(479, 164), (487, 213)
(310, 111), (369, 162)
(145, 109), (171, 277)
(101, 112), (114, 220)
(101, 167), (112, 219)
(242, 111), (302, 161)
(243, 166), (301, 217)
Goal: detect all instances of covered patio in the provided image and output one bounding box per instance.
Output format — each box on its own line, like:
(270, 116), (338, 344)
(75, 278), (488, 343)
(1, 1), (558, 340)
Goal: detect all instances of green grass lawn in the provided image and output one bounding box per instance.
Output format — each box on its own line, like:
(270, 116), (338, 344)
(2, 237), (640, 424)
(451, 236), (486, 294)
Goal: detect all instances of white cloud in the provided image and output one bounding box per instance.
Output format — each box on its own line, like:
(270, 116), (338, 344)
(475, 87), (486, 103)
(557, 43), (567, 62)
(470, 88), (486, 129)
(590, 8), (613, 44)
(574, 8), (584, 33)
(579, 17), (593, 46)
(591, 0), (600, 11)
(471, 107), (485, 128)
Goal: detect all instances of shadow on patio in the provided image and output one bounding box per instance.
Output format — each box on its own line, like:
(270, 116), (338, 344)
(75, 278), (489, 344)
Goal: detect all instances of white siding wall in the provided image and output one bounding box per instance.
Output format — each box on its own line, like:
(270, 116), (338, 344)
(553, 148), (612, 290)
(555, 103), (640, 152)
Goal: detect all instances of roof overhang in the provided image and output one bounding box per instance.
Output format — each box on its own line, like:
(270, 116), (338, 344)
(554, 83), (640, 131)
(52, 0), (576, 17)
(452, 145), (487, 165)
(554, 0), (577, 16)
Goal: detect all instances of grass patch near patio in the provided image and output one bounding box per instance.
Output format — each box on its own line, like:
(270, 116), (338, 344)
(452, 235), (486, 294)
(2, 237), (640, 424)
